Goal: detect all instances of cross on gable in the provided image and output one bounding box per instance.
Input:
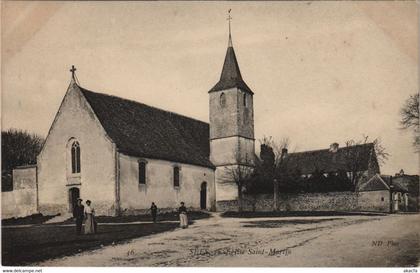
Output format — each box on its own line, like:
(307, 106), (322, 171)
(70, 65), (76, 79)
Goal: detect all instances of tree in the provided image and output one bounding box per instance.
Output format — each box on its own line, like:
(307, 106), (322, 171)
(343, 136), (389, 190)
(222, 162), (254, 212)
(1, 129), (44, 191)
(259, 136), (291, 210)
(400, 93), (419, 151)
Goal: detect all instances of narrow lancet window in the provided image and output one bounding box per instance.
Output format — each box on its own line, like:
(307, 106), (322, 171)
(173, 166), (180, 187)
(71, 142), (81, 173)
(139, 161), (146, 184)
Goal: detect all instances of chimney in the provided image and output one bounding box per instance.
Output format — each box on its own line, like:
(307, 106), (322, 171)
(329, 143), (339, 153)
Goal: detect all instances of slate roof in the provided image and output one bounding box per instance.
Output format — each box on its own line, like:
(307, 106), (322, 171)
(283, 143), (375, 174)
(209, 46), (254, 95)
(79, 86), (214, 169)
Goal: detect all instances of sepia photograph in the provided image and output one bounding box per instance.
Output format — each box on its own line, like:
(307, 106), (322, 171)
(1, 1), (419, 270)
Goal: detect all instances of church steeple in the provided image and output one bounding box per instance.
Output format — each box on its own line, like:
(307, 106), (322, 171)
(208, 10), (255, 204)
(209, 10), (253, 95)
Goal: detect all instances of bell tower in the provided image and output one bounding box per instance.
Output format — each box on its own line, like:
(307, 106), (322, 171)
(209, 11), (255, 205)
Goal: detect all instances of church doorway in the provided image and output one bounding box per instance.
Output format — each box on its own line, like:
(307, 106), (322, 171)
(200, 182), (207, 210)
(69, 187), (80, 212)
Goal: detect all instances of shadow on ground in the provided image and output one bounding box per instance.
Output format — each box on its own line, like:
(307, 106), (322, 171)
(222, 211), (388, 218)
(2, 213), (59, 226)
(60, 211), (212, 224)
(241, 218), (340, 228)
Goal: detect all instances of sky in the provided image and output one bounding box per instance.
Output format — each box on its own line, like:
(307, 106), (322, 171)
(2, 1), (419, 175)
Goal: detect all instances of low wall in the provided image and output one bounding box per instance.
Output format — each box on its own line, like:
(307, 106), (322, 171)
(1, 166), (38, 219)
(2, 189), (38, 219)
(217, 191), (359, 212)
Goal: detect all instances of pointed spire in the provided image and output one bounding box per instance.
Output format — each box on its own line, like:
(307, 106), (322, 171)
(208, 10), (253, 95)
(220, 47), (242, 81)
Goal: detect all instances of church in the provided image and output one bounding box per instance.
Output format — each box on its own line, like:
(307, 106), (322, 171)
(37, 30), (256, 216)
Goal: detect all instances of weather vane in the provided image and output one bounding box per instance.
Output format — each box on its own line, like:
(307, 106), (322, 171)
(227, 9), (232, 47)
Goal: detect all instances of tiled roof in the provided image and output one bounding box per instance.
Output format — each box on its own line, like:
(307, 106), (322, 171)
(284, 143), (375, 175)
(359, 174), (409, 192)
(79, 86), (214, 169)
(359, 174), (390, 192)
(209, 46), (254, 95)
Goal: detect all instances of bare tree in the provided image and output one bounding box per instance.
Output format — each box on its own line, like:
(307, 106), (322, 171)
(400, 93), (419, 151)
(222, 155), (255, 212)
(343, 136), (389, 190)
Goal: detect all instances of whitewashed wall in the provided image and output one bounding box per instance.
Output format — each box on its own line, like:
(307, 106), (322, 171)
(358, 190), (390, 212)
(118, 153), (215, 213)
(37, 83), (117, 216)
(210, 137), (255, 165)
(1, 167), (38, 219)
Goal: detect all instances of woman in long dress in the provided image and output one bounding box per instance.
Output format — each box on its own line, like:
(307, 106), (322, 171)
(84, 200), (96, 234)
(178, 202), (188, 228)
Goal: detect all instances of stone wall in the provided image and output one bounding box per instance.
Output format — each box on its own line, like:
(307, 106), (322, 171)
(2, 166), (38, 219)
(277, 192), (359, 211)
(217, 191), (360, 212)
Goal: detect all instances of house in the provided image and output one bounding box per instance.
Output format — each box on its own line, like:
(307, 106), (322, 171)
(358, 174), (409, 213)
(282, 142), (380, 189)
(36, 30), (256, 216)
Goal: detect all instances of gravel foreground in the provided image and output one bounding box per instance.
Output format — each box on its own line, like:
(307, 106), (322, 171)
(36, 213), (419, 267)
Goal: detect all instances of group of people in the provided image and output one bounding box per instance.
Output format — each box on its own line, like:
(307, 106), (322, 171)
(73, 200), (189, 234)
(73, 198), (96, 235)
(151, 201), (189, 228)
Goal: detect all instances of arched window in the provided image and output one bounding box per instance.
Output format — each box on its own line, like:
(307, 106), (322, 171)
(220, 93), (226, 107)
(243, 93), (247, 107)
(173, 166), (180, 187)
(71, 141), (81, 173)
(138, 161), (147, 184)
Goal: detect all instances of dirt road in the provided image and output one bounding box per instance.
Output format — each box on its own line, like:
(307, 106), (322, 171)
(38, 213), (419, 267)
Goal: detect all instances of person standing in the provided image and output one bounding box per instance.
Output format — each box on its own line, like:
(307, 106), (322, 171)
(73, 198), (84, 235)
(178, 202), (188, 228)
(84, 200), (96, 234)
(150, 202), (158, 223)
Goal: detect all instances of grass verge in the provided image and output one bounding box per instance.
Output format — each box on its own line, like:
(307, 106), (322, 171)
(2, 222), (178, 266)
